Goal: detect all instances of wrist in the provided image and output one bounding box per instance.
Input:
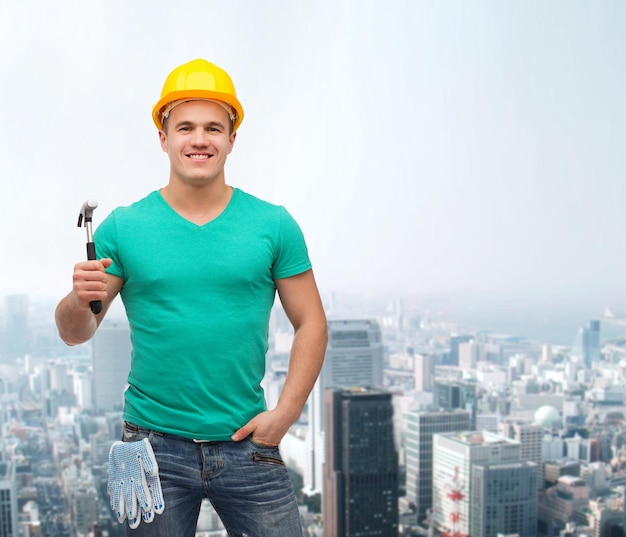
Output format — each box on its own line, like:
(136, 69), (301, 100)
(273, 402), (302, 425)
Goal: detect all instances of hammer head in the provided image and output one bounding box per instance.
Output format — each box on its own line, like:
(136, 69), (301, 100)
(77, 199), (99, 227)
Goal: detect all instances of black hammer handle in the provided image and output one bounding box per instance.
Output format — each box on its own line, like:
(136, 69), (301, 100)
(86, 242), (103, 314)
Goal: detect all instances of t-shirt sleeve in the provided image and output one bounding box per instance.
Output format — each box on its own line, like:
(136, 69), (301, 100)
(93, 211), (125, 280)
(272, 207), (312, 280)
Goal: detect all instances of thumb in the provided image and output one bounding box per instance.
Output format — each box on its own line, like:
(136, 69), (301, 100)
(100, 257), (113, 268)
(231, 420), (255, 442)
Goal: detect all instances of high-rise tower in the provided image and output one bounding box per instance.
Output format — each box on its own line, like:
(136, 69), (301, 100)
(414, 354), (435, 392)
(304, 319), (383, 494)
(323, 387), (398, 537)
(583, 320), (601, 369)
(0, 461), (18, 537)
(404, 409), (471, 524)
(3, 295), (29, 360)
(92, 322), (131, 411)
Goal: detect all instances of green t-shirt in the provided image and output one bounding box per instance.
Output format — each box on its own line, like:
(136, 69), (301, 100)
(94, 188), (312, 440)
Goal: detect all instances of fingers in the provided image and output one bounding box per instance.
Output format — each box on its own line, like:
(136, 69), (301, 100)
(231, 420), (254, 442)
(71, 258), (112, 309)
(107, 440), (166, 529)
(140, 438), (159, 476)
(233, 410), (286, 445)
(147, 474), (165, 514)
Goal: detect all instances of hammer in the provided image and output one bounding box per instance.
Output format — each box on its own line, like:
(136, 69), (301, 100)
(77, 200), (102, 314)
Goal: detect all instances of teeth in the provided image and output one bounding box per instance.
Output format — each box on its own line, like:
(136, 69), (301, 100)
(189, 154), (209, 159)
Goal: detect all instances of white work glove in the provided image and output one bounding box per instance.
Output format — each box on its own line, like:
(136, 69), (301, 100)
(107, 438), (165, 529)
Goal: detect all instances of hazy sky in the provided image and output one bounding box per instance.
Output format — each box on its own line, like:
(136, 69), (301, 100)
(1, 1), (625, 310)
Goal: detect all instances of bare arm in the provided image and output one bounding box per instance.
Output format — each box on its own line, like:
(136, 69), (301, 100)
(232, 269), (328, 444)
(55, 258), (123, 345)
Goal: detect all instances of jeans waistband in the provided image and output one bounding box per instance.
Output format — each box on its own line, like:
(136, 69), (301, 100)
(124, 421), (215, 443)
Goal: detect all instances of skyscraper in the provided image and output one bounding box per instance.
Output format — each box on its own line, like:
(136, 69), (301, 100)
(304, 319), (383, 494)
(3, 294), (29, 360)
(432, 431), (538, 537)
(92, 322), (131, 411)
(404, 409), (471, 524)
(582, 319), (601, 369)
(0, 461), (18, 537)
(414, 354), (435, 392)
(323, 387), (398, 537)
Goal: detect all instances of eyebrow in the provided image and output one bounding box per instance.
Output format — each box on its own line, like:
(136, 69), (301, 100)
(174, 120), (226, 130)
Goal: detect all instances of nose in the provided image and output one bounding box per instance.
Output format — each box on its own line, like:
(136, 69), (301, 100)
(190, 127), (209, 146)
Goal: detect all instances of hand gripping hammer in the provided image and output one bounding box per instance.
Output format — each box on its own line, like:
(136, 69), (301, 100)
(77, 200), (103, 314)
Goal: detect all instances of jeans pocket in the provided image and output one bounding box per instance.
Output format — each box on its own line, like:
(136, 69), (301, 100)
(252, 451), (285, 466)
(248, 438), (285, 466)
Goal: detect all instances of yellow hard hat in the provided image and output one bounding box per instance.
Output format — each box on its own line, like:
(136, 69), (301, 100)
(152, 59), (244, 131)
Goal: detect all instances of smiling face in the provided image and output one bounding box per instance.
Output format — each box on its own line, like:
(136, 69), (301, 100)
(158, 100), (236, 188)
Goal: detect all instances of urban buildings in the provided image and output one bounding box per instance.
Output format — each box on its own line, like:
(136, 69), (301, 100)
(2, 293), (626, 536)
(404, 408), (471, 524)
(432, 431), (538, 537)
(583, 320), (601, 369)
(498, 418), (543, 475)
(413, 353), (435, 392)
(433, 378), (478, 428)
(323, 386), (398, 537)
(304, 319), (383, 494)
(92, 322), (131, 411)
(2, 295), (29, 361)
(0, 460), (18, 537)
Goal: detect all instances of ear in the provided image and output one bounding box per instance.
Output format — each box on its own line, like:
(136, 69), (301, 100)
(228, 131), (237, 154)
(158, 130), (168, 152)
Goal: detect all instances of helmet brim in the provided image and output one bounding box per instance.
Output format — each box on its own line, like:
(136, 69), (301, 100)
(152, 90), (244, 131)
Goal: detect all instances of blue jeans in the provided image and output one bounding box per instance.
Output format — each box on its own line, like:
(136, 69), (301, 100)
(121, 422), (303, 537)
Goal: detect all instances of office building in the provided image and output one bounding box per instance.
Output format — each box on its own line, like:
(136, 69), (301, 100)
(583, 320), (601, 369)
(543, 460), (580, 487)
(323, 387), (398, 537)
(448, 335), (472, 366)
(498, 419), (543, 486)
(71, 485), (98, 534)
(304, 319), (383, 494)
(432, 431), (536, 537)
(92, 322), (131, 411)
(47, 361), (73, 393)
(433, 379), (478, 428)
(458, 340), (479, 370)
(537, 476), (589, 535)
(0, 461), (18, 537)
(414, 353), (435, 392)
(471, 462), (539, 537)
(3, 294), (29, 360)
(404, 409), (471, 524)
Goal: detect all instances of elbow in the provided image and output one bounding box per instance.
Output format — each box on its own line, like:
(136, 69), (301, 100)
(320, 322), (329, 348)
(294, 314), (328, 351)
(56, 328), (89, 347)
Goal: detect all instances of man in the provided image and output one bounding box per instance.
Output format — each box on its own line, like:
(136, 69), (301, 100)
(55, 59), (328, 536)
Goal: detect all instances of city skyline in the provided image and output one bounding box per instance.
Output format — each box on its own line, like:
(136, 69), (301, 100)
(0, 1), (625, 305)
(4, 285), (626, 535)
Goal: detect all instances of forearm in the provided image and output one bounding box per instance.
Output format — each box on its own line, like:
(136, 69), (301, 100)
(275, 320), (328, 423)
(55, 293), (99, 345)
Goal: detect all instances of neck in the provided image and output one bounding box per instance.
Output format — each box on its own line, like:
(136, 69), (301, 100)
(161, 183), (234, 225)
